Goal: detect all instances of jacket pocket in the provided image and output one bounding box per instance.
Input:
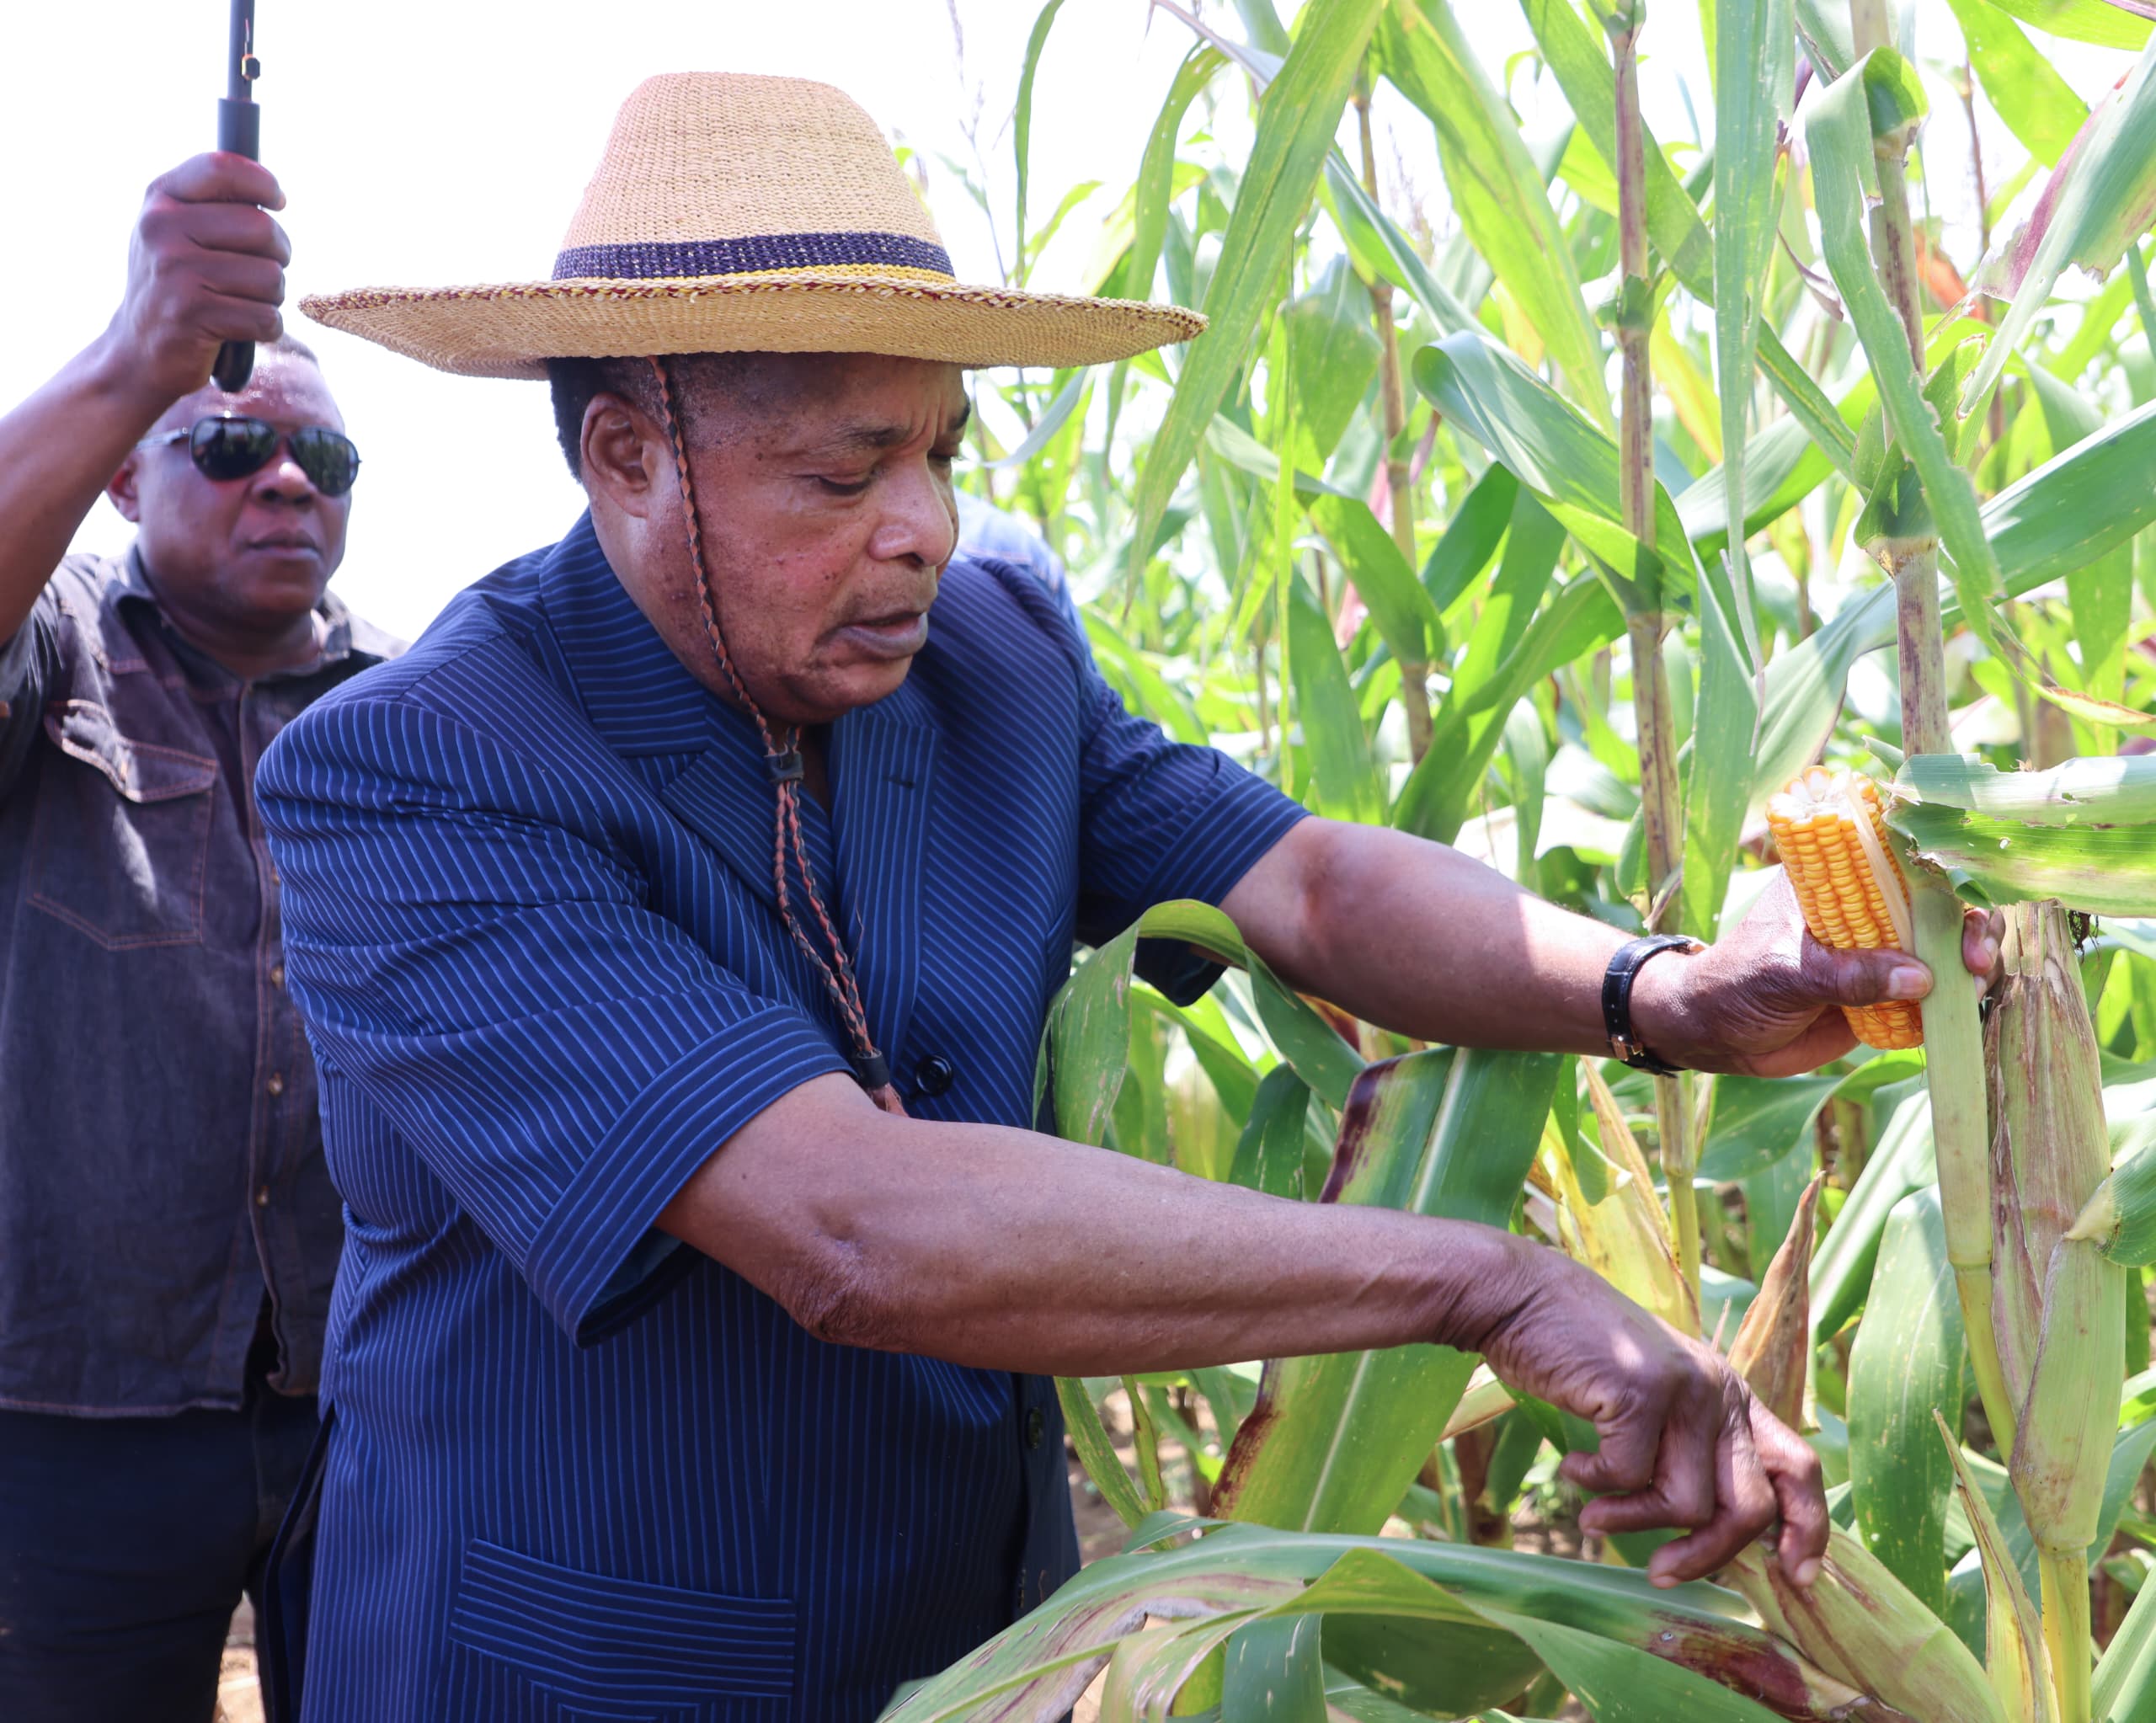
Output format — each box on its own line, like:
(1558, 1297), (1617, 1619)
(28, 700), (218, 948)
(447, 1538), (796, 1711)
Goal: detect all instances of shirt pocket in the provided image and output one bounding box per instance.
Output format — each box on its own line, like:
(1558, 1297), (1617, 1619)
(28, 698), (218, 949)
(447, 1538), (796, 1719)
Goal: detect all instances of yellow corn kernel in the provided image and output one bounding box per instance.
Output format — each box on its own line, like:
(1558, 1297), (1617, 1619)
(1765, 767), (1922, 1050)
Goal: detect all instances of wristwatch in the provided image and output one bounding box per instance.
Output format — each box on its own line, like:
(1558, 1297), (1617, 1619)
(1602, 934), (1702, 1076)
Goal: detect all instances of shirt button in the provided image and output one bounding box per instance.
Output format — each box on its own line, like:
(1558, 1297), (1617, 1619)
(266, 1073), (285, 1097)
(915, 1054), (956, 1097)
(255, 1185), (271, 1208)
(1023, 1406), (1046, 1450)
(270, 963), (285, 988)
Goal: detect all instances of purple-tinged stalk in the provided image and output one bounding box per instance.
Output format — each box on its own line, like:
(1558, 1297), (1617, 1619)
(1608, 0), (1698, 1295)
(1354, 69), (1432, 766)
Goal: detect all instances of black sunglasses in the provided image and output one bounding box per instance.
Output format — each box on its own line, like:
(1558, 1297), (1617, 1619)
(140, 415), (361, 498)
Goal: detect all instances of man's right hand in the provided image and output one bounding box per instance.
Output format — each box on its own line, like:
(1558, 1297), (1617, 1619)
(101, 153), (290, 411)
(1459, 1243), (1828, 1589)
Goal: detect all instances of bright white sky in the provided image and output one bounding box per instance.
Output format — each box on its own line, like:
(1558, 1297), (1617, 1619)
(0, 1), (2122, 642)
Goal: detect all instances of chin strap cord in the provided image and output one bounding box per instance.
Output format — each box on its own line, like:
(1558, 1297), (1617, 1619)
(648, 357), (905, 1115)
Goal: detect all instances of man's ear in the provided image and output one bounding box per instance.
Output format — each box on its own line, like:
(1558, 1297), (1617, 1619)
(579, 393), (661, 520)
(107, 452), (145, 525)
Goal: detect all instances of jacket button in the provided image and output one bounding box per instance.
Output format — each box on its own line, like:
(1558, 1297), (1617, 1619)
(1024, 1406), (1046, 1450)
(915, 1054), (956, 1097)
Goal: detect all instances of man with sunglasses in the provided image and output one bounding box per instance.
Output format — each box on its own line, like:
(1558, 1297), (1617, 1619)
(0, 151), (393, 1722)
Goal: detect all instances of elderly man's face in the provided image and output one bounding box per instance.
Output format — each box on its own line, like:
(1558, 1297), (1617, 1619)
(589, 353), (965, 728)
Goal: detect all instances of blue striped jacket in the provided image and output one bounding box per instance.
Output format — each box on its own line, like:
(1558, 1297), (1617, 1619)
(255, 515), (1304, 1720)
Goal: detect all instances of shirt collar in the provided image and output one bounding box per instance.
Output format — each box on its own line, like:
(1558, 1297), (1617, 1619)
(111, 543), (396, 682)
(537, 513), (735, 757)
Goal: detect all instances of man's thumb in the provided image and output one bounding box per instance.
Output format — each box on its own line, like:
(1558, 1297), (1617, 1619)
(1802, 942), (1929, 1009)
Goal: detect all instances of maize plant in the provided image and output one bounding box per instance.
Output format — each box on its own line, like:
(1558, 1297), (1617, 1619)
(886, 0), (2156, 1716)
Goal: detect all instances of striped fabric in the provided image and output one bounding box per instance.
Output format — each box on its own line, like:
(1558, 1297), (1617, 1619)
(255, 515), (1305, 1721)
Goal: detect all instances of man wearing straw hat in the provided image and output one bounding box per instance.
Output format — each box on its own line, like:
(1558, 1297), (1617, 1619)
(262, 72), (1989, 1720)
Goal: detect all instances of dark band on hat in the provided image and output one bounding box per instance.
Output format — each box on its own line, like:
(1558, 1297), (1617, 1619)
(552, 232), (954, 281)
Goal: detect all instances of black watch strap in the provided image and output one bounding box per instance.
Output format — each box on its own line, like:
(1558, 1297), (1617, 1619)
(1602, 934), (1700, 1076)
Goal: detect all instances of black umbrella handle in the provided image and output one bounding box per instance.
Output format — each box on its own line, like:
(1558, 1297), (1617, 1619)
(212, 0), (260, 393)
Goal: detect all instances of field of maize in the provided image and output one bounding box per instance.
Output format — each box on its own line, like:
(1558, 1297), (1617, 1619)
(884, 1), (2156, 1717)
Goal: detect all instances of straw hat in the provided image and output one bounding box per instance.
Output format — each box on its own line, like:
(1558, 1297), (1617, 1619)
(302, 72), (1205, 378)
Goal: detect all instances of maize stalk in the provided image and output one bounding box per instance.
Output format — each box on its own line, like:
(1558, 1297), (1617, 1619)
(1721, 1154), (2004, 1722)
(1987, 900), (2124, 1723)
(1765, 768), (1924, 1051)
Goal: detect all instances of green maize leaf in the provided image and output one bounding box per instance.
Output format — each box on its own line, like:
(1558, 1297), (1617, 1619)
(985, 371), (1087, 472)
(1700, 1052), (1924, 1183)
(1679, 568), (1757, 941)
(1033, 899), (1365, 1138)
(1412, 333), (1692, 606)
(2094, 1555), (2156, 1720)
(1793, 0), (1854, 79)
(879, 1520), (1855, 1723)
(1970, 1415), (2156, 1614)
(1716, 357), (2156, 811)
(1395, 570), (1615, 847)
(1983, 0), (2153, 49)
(2072, 1134), (2156, 1266)
(1944, 0), (2089, 166)
(1811, 1090), (1936, 1342)
(1514, 0), (1854, 476)
(1887, 801), (2156, 917)
(1321, 152), (1480, 337)
(1220, 1614), (1326, 1721)
(1285, 256), (1383, 464)
(1301, 1552), (1542, 1716)
(1983, 389), (2156, 593)
(1308, 493), (1448, 666)
(1377, 0), (1610, 430)
(1470, 1607), (1789, 1723)
(1964, 34), (2156, 413)
(1423, 462), (1520, 611)
(1011, 0), (1067, 288)
(1935, 1411), (2057, 1723)
(1896, 753), (2156, 825)
(2026, 364), (2136, 708)
(1212, 1048), (1560, 1534)
(1288, 577), (1383, 824)
(1057, 1377), (1150, 1528)
(1678, 414), (1828, 560)
(1230, 1064), (1315, 1200)
(1809, 51), (2020, 653)
(1107, 40), (1224, 452)
(1123, 0), (1385, 595)
(1848, 1187), (1968, 1614)
(1710, 0), (1790, 666)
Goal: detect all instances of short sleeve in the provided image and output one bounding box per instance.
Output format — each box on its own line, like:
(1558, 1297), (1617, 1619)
(1074, 667), (1307, 1004)
(257, 694), (851, 1343)
(0, 588), (60, 803)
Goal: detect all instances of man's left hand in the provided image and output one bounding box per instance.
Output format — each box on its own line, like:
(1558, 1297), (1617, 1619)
(1630, 872), (2002, 1078)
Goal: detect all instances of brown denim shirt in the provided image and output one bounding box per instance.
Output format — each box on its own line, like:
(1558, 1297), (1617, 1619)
(0, 551), (398, 1415)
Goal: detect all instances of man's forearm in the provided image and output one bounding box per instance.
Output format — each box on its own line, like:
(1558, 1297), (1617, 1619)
(658, 1072), (1536, 1377)
(1225, 819), (1643, 1057)
(0, 339), (171, 645)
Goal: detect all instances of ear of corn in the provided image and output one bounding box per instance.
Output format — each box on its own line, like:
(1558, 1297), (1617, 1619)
(1725, 1532), (2005, 1723)
(1765, 767), (1924, 1051)
(1987, 900), (2125, 1723)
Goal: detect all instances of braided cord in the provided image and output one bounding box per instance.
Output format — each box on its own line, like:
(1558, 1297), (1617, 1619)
(647, 358), (903, 1113)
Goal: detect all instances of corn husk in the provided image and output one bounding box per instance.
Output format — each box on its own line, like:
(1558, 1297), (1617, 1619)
(1987, 900), (2124, 1554)
(1727, 1175), (1822, 1430)
(1726, 1532), (2006, 1723)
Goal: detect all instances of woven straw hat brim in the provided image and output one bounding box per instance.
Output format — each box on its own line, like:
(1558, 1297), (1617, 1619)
(300, 274), (1207, 379)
